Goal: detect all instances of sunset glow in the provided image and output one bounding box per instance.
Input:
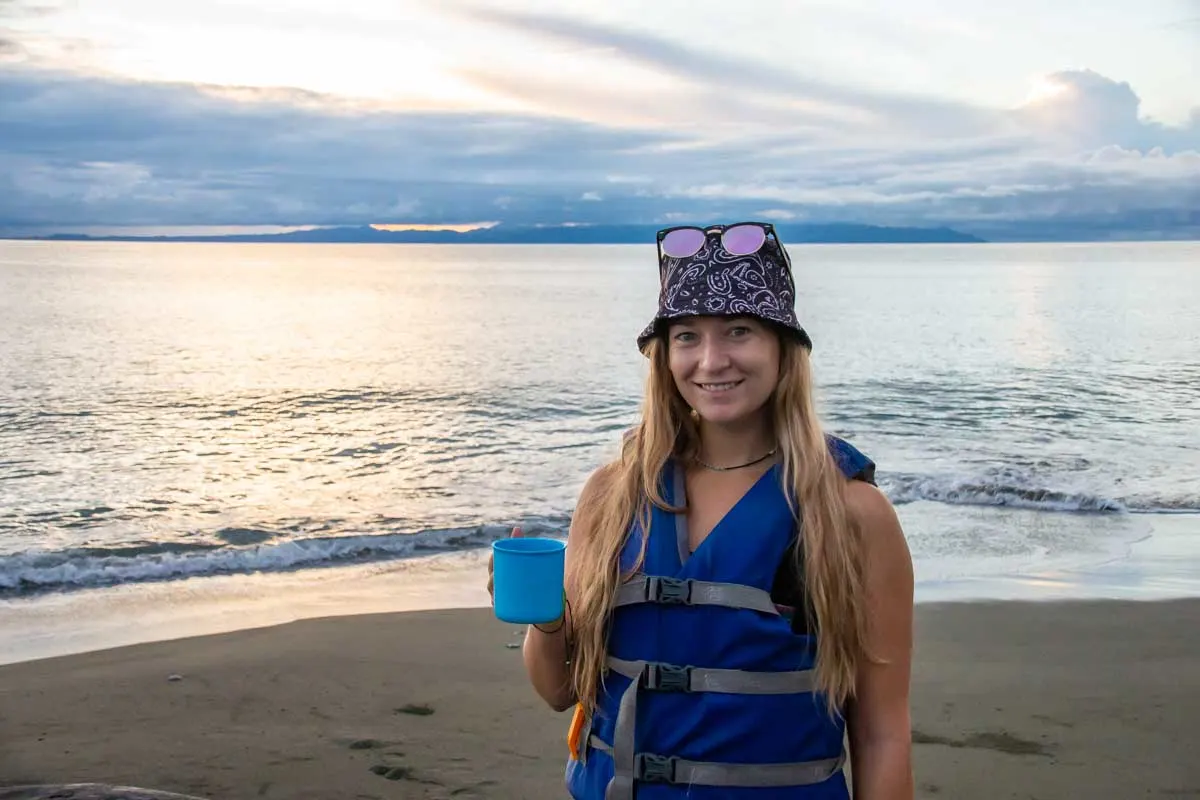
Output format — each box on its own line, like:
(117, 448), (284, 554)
(370, 223), (500, 233)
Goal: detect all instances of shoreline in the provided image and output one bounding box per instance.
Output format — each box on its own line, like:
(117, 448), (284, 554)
(3, 511), (1198, 668)
(3, 513), (1198, 798)
(2, 599), (1197, 798)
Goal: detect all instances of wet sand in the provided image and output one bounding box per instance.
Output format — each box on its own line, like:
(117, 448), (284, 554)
(2, 599), (1198, 799)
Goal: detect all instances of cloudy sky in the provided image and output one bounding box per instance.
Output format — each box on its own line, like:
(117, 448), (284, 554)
(1, 0), (1197, 238)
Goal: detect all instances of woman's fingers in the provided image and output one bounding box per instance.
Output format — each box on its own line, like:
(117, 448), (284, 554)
(487, 526), (524, 603)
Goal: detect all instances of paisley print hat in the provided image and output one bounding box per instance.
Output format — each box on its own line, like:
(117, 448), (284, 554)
(636, 221), (813, 353)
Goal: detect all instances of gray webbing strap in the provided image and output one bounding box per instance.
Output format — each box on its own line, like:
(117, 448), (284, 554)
(607, 656), (816, 695)
(600, 656), (839, 798)
(613, 575), (780, 615)
(602, 571), (822, 797)
(673, 464), (690, 564)
(594, 733), (844, 789)
(604, 663), (642, 800)
(643, 751), (844, 787)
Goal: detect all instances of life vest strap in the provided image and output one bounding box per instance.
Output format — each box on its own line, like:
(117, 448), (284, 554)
(600, 652), (843, 799)
(591, 735), (844, 789)
(607, 656), (816, 694)
(614, 575), (779, 615)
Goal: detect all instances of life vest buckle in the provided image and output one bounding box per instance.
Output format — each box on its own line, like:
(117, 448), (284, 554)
(646, 576), (691, 604)
(642, 662), (691, 692)
(634, 753), (677, 784)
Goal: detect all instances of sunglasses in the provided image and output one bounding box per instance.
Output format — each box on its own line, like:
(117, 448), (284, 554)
(656, 221), (783, 261)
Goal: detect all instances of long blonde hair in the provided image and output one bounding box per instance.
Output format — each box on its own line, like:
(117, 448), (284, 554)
(565, 332), (869, 718)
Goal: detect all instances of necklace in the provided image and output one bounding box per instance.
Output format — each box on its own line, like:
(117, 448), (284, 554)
(694, 446), (778, 472)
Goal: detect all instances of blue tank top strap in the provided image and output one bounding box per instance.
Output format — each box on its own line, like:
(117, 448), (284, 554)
(825, 433), (876, 485)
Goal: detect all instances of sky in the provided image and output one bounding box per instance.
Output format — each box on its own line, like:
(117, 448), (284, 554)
(1, 0), (1198, 239)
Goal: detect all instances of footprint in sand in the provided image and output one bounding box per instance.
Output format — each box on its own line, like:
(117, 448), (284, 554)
(348, 739), (390, 750)
(911, 728), (1053, 757)
(369, 765), (416, 781)
(338, 735), (419, 783)
(338, 704), (438, 784)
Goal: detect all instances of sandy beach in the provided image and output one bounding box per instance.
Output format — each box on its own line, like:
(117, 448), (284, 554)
(2, 598), (1197, 799)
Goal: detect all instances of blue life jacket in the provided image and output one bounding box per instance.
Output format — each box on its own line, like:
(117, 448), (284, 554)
(565, 435), (876, 799)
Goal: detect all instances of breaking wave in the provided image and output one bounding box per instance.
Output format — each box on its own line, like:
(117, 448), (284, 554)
(0, 516), (568, 597)
(881, 474), (1197, 515)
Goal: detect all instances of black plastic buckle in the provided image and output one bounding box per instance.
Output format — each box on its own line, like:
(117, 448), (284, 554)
(634, 753), (677, 784)
(643, 663), (691, 692)
(647, 576), (692, 604)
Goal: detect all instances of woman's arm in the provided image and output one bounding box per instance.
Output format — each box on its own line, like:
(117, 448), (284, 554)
(521, 596), (575, 711)
(520, 464), (613, 712)
(844, 479), (915, 800)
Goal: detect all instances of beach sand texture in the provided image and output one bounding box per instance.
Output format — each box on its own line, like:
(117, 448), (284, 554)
(2, 599), (1198, 799)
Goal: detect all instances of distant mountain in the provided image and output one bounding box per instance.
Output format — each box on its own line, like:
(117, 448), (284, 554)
(956, 209), (1200, 243)
(10, 222), (987, 245)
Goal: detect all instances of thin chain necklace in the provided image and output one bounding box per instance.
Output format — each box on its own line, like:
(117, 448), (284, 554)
(694, 446), (778, 472)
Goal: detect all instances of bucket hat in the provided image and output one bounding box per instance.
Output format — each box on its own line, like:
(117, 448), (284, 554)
(636, 221), (812, 353)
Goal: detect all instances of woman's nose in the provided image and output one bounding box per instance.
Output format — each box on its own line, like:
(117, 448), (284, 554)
(697, 338), (731, 371)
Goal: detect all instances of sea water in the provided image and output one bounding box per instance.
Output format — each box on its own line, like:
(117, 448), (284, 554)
(1, 240), (1197, 658)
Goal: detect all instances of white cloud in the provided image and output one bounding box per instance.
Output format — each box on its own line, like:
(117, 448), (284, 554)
(755, 209), (800, 221)
(0, 4), (1196, 241)
(1015, 69), (1200, 152)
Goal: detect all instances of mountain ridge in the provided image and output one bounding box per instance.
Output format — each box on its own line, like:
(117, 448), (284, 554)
(4, 222), (987, 245)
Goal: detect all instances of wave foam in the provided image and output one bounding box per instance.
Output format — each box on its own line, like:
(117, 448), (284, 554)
(0, 517), (568, 596)
(881, 474), (1197, 514)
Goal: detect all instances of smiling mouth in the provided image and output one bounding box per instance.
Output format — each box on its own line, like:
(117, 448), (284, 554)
(696, 380), (743, 393)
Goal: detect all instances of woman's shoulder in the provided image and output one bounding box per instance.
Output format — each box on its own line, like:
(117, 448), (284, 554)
(579, 460), (622, 501)
(565, 461), (628, 550)
(822, 433), (900, 537)
(832, 440), (906, 567)
(842, 476), (896, 528)
(843, 476), (912, 609)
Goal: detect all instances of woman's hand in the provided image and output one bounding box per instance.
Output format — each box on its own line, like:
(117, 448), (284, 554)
(486, 525), (524, 605)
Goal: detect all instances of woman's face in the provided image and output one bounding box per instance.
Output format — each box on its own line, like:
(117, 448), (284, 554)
(666, 315), (781, 426)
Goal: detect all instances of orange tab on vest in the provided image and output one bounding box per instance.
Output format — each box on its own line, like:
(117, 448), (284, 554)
(566, 703), (585, 760)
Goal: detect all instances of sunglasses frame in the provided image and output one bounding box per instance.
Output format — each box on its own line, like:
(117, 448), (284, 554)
(654, 221), (792, 274)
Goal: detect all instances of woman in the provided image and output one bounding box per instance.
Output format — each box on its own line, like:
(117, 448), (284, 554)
(489, 222), (914, 799)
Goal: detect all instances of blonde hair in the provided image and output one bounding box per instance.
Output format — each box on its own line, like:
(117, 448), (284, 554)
(565, 331), (869, 718)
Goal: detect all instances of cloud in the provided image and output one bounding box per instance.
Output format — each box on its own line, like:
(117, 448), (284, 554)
(0, 56), (1196, 240)
(1015, 70), (1200, 152)
(0, 0), (37, 61)
(432, 5), (1198, 238)
(0, 65), (686, 227)
(0, 0), (56, 14)
(447, 2), (1006, 141)
(0, 0), (62, 29)
(0, 0), (73, 65)
(1171, 0), (1200, 29)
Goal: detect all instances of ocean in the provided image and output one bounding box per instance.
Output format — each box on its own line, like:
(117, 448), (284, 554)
(1, 239), (1198, 658)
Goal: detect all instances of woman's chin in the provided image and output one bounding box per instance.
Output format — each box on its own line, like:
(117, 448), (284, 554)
(693, 402), (756, 426)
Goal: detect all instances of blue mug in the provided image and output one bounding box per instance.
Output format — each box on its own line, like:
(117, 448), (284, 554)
(491, 537), (566, 624)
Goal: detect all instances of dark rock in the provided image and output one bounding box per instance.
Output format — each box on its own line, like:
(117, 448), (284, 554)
(0, 785), (209, 800)
(394, 704), (434, 716)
